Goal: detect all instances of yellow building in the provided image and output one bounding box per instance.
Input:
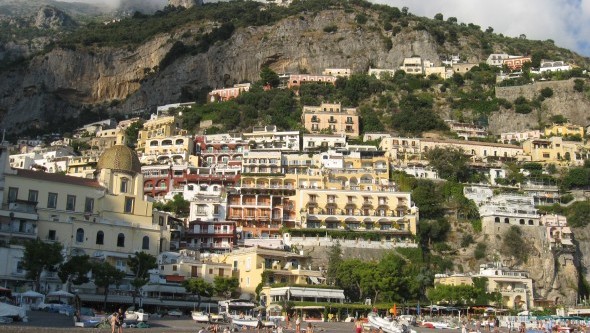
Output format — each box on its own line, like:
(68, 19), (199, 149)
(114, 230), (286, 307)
(223, 247), (322, 295)
(302, 102), (359, 137)
(140, 135), (196, 165)
(522, 136), (590, 165)
(2, 145), (171, 278)
(544, 123), (584, 138)
(88, 127), (127, 152)
(434, 274), (474, 286)
(137, 114), (187, 150)
(297, 188), (418, 237)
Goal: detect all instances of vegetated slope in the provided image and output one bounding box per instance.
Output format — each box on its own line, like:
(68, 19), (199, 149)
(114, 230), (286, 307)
(0, 0), (589, 135)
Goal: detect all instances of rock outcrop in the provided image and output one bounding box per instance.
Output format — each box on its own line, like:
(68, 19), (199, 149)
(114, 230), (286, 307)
(33, 5), (76, 30)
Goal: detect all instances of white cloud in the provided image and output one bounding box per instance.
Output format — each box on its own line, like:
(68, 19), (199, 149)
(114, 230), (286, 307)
(370, 0), (590, 56)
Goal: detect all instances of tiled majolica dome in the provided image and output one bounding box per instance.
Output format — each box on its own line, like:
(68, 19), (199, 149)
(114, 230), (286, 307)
(96, 144), (141, 174)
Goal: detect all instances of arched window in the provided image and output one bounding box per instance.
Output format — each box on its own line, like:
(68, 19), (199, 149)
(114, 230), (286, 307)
(504, 218), (509, 224)
(76, 228), (84, 243)
(142, 236), (150, 250)
(494, 217), (500, 223)
(117, 233), (125, 247)
(519, 219), (525, 225)
(96, 231), (104, 245)
(120, 178), (129, 193)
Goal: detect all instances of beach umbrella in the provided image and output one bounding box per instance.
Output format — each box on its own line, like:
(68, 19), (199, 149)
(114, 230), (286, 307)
(389, 304), (397, 316)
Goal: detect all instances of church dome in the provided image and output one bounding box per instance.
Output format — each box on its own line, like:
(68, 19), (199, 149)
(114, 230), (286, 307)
(96, 144), (141, 174)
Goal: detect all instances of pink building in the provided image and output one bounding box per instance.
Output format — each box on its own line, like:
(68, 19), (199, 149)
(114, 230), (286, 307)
(208, 83), (251, 103)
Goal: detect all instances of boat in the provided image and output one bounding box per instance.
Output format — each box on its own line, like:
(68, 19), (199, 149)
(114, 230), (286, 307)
(231, 317), (275, 328)
(421, 321), (451, 329)
(192, 311), (211, 323)
(367, 314), (417, 333)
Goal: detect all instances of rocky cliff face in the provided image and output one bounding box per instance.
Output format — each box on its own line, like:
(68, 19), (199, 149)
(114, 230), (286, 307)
(0, 9), (441, 131)
(490, 79), (590, 134)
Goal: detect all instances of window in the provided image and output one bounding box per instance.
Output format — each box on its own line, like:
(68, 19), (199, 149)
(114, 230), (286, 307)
(124, 197), (134, 213)
(120, 178), (129, 193)
(173, 265), (177, 271)
(76, 228), (85, 243)
(117, 233), (125, 247)
(142, 236), (150, 250)
(48, 230), (56, 241)
(96, 231), (104, 245)
(47, 192), (57, 208)
(504, 218), (509, 224)
(245, 257), (251, 271)
(7, 187), (18, 203)
(66, 195), (76, 211)
(84, 198), (94, 213)
(115, 260), (126, 271)
(28, 190), (38, 203)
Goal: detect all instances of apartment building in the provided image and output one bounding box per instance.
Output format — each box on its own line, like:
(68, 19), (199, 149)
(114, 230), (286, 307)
(302, 134), (346, 151)
(243, 126), (300, 152)
(475, 263), (533, 310)
(421, 138), (524, 162)
(480, 194), (540, 235)
(227, 151), (296, 237)
(445, 120), (488, 140)
(140, 135), (196, 165)
(195, 133), (247, 167)
(522, 136), (589, 166)
(542, 215), (574, 251)
(302, 102), (359, 137)
(142, 164), (239, 199)
(503, 56), (532, 71)
(207, 83), (251, 103)
(368, 67), (396, 79)
(544, 123), (584, 138)
(322, 68), (351, 77)
(287, 74), (337, 90)
(137, 114), (187, 150)
(296, 188), (417, 237)
(223, 247), (322, 295)
(185, 219), (237, 253)
(500, 130), (541, 144)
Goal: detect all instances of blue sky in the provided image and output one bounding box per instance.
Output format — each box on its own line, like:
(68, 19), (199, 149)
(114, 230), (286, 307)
(371, 0), (590, 57)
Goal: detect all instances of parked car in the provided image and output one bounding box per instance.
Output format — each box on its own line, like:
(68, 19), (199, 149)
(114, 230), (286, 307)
(167, 309), (183, 317)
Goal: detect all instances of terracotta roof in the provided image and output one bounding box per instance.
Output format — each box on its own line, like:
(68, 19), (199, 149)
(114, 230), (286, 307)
(14, 169), (104, 189)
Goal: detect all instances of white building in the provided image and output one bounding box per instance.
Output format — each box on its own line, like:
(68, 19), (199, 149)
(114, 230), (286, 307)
(480, 194), (540, 234)
(9, 146), (75, 173)
(500, 130), (541, 144)
(486, 54), (509, 67)
(302, 134), (346, 151)
(368, 68), (397, 79)
(243, 126), (300, 152)
(322, 68), (351, 77)
(538, 60), (571, 73)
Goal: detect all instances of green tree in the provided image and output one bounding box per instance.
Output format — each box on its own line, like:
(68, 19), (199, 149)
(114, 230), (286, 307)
(125, 121), (144, 148)
(22, 239), (63, 291)
(425, 147), (471, 182)
(411, 179), (445, 219)
(474, 243), (487, 259)
(58, 255), (92, 292)
(434, 13), (443, 21)
(418, 219), (451, 247)
(326, 242), (342, 286)
(260, 67), (280, 88)
(92, 261), (125, 309)
(153, 193), (190, 217)
(500, 226), (529, 263)
(183, 277), (214, 310)
(562, 168), (590, 190)
(213, 276), (239, 298)
(128, 252), (157, 308)
(567, 201), (590, 228)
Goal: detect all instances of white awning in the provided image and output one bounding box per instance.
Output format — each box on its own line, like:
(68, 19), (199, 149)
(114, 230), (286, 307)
(287, 287), (345, 300)
(309, 277), (320, 285)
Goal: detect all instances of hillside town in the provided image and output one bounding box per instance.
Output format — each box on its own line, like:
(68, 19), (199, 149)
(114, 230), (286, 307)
(2, 23), (590, 330)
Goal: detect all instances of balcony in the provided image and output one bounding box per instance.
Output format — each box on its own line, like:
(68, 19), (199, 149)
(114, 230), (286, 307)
(345, 119), (354, 124)
(328, 118), (337, 123)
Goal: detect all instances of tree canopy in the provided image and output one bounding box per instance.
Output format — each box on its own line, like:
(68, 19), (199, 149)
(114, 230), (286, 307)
(22, 239), (63, 291)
